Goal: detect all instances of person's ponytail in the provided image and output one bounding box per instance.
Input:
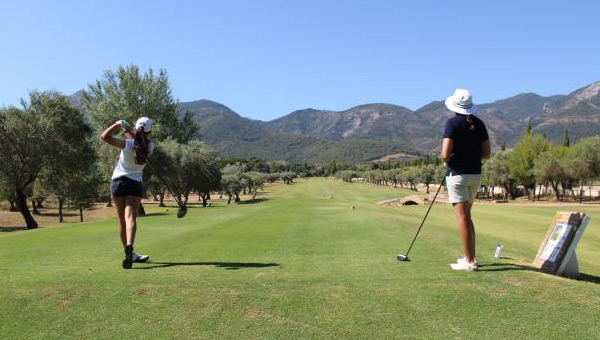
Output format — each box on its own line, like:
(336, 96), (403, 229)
(465, 115), (475, 131)
(134, 131), (149, 165)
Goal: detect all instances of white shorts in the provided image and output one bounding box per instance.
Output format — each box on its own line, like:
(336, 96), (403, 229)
(446, 174), (481, 204)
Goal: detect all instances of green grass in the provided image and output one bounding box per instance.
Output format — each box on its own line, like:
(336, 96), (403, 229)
(1, 178), (600, 339)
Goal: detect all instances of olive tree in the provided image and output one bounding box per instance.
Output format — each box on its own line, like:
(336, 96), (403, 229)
(534, 145), (568, 201)
(82, 65), (198, 213)
(563, 136), (600, 202)
(482, 151), (517, 200)
(30, 91), (96, 222)
(0, 91), (92, 228)
(221, 163), (246, 204)
(507, 131), (549, 200)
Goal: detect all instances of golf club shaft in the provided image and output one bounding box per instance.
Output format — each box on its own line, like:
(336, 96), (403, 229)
(143, 156), (185, 208)
(403, 176), (446, 257)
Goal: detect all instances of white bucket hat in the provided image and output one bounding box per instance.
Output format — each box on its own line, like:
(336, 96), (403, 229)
(445, 88), (478, 115)
(135, 116), (153, 132)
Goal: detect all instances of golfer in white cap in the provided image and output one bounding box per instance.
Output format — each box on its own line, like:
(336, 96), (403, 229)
(100, 117), (154, 269)
(441, 89), (491, 271)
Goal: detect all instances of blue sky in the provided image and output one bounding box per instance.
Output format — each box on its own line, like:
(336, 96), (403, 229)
(1, 1), (599, 121)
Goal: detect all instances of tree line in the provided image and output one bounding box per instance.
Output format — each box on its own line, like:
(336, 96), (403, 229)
(0, 65), (297, 229)
(336, 127), (600, 203)
(3, 65), (599, 229)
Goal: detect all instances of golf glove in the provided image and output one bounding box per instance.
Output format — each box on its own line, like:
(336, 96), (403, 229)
(116, 120), (130, 129)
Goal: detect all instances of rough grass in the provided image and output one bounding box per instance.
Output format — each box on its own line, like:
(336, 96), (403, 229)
(1, 178), (599, 339)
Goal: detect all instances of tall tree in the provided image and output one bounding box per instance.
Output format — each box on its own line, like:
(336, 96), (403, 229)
(507, 131), (549, 200)
(82, 64), (198, 204)
(0, 91), (91, 228)
(417, 164), (436, 193)
(31, 91), (96, 222)
(482, 151), (517, 200)
(189, 141), (221, 207)
(0, 106), (45, 228)
(562, 128), (570, 147)
(221, 163), (246, 203)
(180, 140), (220, 205)
(83, 65), (182, 140)
(563, 136), (600, 202)
(534, 145), (568, 201)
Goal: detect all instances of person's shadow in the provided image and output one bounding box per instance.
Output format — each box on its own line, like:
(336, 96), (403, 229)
(477, 258), (600, 284)
(134, 261), (281, 270)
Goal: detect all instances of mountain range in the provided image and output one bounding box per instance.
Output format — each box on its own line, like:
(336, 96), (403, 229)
(178, 81), (600, 164)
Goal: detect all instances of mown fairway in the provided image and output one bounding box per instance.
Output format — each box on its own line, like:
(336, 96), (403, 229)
(1, 178), (600, 339)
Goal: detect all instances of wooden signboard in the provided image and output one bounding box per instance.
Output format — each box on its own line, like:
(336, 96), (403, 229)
(533, 212), (590, 278)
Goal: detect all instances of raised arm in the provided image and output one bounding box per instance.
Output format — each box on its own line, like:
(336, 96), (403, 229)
(100, 121), (127, 149)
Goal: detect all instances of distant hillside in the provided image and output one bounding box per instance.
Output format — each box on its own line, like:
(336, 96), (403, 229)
(179, 100), (264, 145)
(79, 81), (600, 164)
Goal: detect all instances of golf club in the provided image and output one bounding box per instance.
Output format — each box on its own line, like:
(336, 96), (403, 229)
(397, 176), (446, 261)
(144, 158), (187, 218)
(125, 119), (187, 219)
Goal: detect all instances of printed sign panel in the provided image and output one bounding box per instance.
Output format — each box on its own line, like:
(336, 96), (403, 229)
(533, 212), (587, 275)
(538, 222), (573, 263)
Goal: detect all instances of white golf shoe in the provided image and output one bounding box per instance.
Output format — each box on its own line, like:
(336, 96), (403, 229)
(133, 252), (150, 263)
(456, 256), (478, 268)
(450, 259), (477, 272)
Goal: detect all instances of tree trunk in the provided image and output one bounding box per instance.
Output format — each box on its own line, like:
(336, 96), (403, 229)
(158, 192), (165, 207)
(8, 198), (18, 212)
(16, 189), (37, 229)
(551, 181), (561, 201)
(32, 198), (40, 215)
(227, 194), (232, 204)
(58, 198), (64, 223)
(200, 193), (208, 207)
(79, 205), (84, 223)
(138, 203), (146, 216)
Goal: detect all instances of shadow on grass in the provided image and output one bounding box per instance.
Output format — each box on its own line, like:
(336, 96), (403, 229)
(237, 198), (269, 205)
(478, 260), (600, 284)
(36, 212), (78, 217)
(140, 212), (169, 217)
(0, 226), (27, 232)
(134, 261), (281, 270)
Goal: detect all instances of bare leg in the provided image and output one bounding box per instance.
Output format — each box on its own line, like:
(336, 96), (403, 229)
(112, 195), (142, 246)
(452, 201), (475, 263)
(123, 195), (142, 246)
(112, 197), (127, 246)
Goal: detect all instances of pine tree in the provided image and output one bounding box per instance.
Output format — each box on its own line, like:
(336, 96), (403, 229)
(562, 127), (570, 147)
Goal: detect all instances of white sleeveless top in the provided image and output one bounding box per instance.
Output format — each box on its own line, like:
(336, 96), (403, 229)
(111, 139), (155, 182)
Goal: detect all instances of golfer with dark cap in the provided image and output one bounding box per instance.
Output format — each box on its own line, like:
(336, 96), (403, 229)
(100, 117), (154, 269)
(441, 89), (490, 271)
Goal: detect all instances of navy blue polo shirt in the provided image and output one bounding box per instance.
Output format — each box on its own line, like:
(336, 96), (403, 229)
(443, 113), (489, 176)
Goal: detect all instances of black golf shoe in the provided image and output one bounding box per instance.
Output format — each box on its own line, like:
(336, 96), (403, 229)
(122, 244), (133, 269)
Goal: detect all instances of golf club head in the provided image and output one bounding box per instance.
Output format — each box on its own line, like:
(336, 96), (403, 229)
(177, 206), (187, 218)
(397, 254), (409, 261)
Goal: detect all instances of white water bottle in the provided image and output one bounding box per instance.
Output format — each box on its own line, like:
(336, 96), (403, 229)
(494, 244), (503, 260)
